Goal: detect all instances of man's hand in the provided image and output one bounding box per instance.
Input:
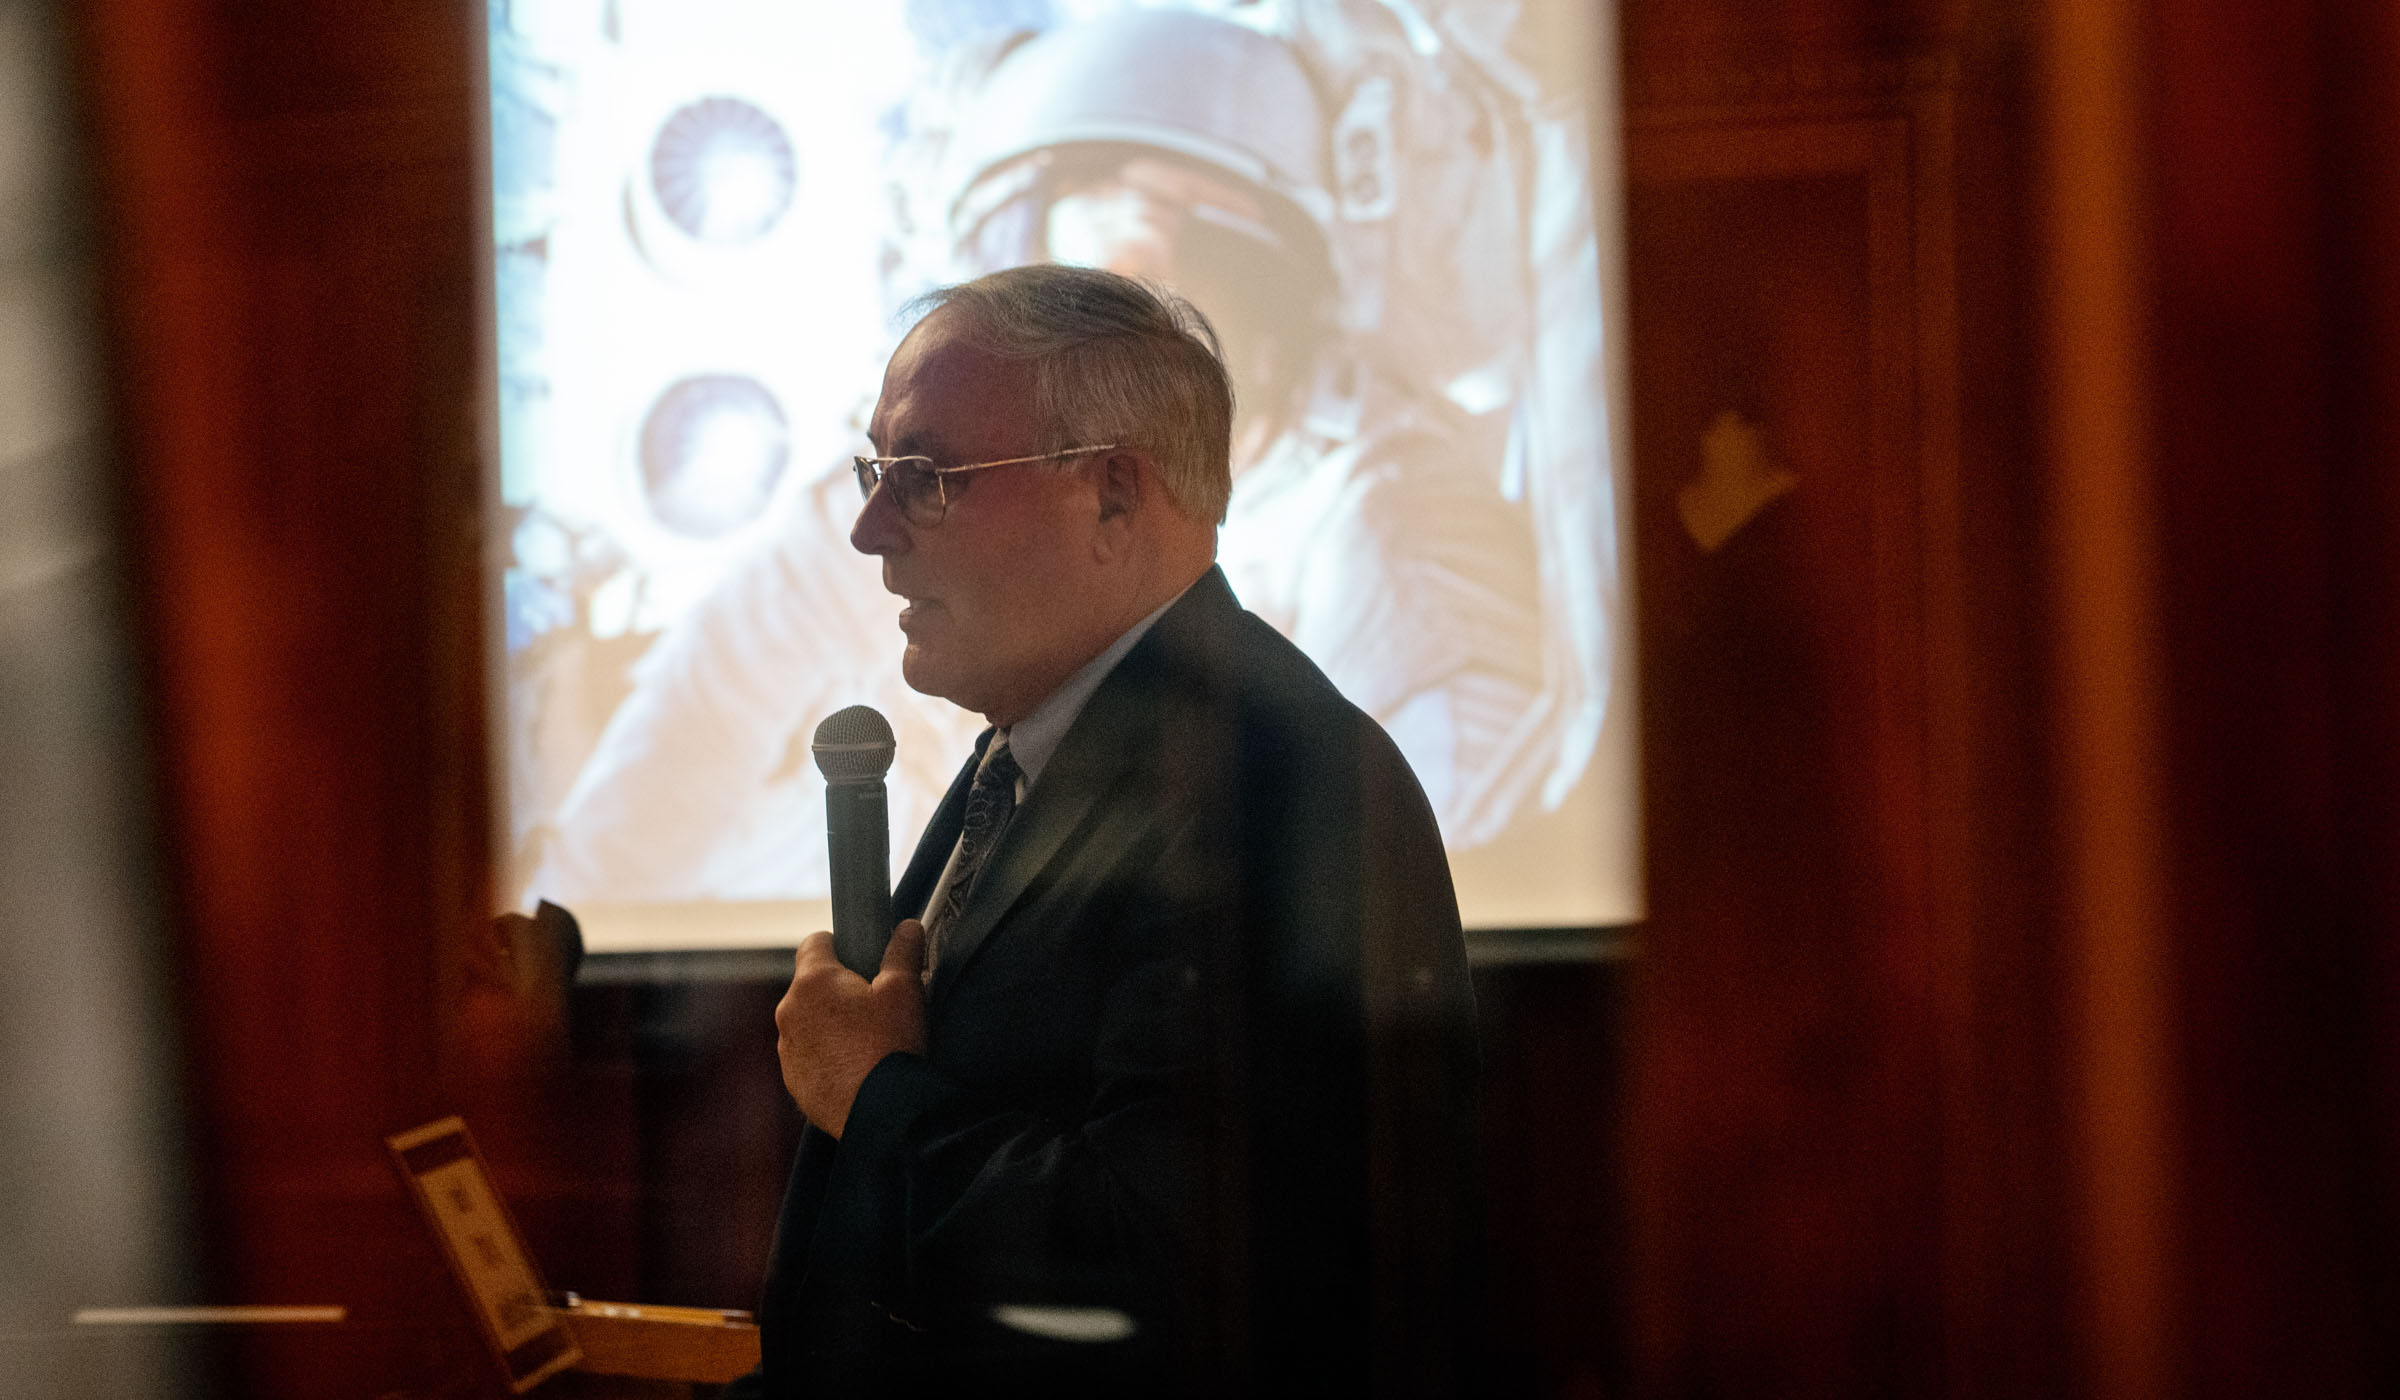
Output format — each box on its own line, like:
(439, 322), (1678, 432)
(774, 919), (929, 1138)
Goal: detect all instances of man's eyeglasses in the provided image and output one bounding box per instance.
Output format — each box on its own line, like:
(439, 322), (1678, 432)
(852, 444), (1123, 528)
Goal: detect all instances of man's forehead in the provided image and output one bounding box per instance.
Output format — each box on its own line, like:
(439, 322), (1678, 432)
(869, 315), (1027, 448)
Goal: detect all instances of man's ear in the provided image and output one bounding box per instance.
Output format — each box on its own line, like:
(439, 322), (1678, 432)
(1093, 450), (1145, 527)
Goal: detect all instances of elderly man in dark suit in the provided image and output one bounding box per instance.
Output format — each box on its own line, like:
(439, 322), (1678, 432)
(735, 264), (1479, 1398)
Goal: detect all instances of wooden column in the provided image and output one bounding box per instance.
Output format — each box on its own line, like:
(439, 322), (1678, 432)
(68, 1), (539, 1392)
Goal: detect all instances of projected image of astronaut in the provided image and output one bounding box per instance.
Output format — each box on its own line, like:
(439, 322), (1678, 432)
(523, 0), (1616, 908)
(910, 4), (1592, 841)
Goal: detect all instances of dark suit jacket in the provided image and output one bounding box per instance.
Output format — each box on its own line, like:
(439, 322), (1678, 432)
(733, 567), (1480, 1398)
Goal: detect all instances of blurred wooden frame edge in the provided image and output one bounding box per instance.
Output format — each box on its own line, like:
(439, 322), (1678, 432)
(567, 925), (1638, 984)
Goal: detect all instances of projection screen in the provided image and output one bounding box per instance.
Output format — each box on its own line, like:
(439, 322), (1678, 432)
(487, 0), (1636, 949)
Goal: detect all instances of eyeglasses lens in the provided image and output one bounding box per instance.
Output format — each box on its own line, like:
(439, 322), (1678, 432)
(854, 458), (945, 526)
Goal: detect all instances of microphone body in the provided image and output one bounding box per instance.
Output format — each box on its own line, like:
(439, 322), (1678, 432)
(812, 706), (897, 977)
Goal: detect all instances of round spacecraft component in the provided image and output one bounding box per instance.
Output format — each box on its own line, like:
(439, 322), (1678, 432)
(636, 373), (791, 538)
(649, 96), (798, 245)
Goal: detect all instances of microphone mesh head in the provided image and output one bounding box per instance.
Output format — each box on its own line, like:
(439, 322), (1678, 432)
(812, 704), (896, 783)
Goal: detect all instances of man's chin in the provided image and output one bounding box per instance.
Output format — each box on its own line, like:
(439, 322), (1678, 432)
(900, 646), (973, 711)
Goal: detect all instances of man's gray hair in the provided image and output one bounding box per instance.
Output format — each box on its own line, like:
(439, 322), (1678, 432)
(905, 265), (1236, 523)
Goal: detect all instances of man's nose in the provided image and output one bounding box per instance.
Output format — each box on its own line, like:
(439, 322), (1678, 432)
(849, 477), (908, 557)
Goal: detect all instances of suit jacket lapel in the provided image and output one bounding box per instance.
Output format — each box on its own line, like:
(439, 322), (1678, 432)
(924, 569), (1235, 1008)
(925, 715), (1122, 1008)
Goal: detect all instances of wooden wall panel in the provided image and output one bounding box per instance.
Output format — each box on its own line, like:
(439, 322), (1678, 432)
(1622, 98), (1951, 1396)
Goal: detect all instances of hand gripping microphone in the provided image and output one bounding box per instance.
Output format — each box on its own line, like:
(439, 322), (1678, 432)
(811, 705), (896, 977)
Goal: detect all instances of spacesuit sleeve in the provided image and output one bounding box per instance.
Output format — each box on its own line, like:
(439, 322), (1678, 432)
(1287, 433), (1546, 845)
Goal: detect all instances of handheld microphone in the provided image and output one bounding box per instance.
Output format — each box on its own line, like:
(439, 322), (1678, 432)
(811, 705), (896, 977)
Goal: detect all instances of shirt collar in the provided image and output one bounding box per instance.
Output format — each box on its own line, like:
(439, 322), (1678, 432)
(1002, 581), (1191, 791)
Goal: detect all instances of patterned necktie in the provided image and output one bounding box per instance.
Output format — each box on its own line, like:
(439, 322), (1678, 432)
(927, 732), (1021, 963)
